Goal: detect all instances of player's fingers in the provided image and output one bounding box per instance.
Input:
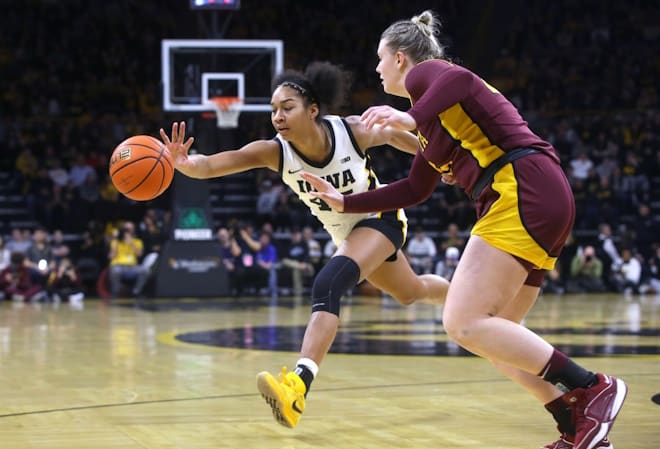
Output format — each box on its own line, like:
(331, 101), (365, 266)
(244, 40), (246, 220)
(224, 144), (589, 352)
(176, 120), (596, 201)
(159, 128), (171, 145)
(360, 110), (375, 127)
(359, 109), (371, 121)
(171, 122), (178, 142)
(364, 114), (379, 130)
(183, 137), (194, 150)
(300, 172), (327, 191)
(360, 106), (381, 121)
(367, 108), (388, 129)
(311, 192), (343, 212)
(178, 121), (186, 143)
(300, 172), (318, 181)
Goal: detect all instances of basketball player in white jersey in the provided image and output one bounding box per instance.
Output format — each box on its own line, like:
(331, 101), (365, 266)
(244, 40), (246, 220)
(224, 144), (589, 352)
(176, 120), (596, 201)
(160, 61), (450, 429)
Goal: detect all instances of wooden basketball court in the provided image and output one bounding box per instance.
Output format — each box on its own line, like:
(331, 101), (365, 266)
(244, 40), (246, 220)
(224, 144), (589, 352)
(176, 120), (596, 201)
(0, 293), (658, 448)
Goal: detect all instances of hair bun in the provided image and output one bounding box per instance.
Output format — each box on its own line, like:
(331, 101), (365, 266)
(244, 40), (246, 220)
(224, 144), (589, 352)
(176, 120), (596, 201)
(412, 10), (434, 27)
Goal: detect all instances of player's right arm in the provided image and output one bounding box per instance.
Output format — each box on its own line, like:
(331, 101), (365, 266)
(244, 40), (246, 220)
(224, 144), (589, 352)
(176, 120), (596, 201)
(160, 121), (279, 179)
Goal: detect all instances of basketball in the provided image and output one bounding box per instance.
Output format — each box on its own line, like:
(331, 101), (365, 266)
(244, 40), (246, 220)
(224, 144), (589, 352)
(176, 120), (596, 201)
(109, 135), (174, 201)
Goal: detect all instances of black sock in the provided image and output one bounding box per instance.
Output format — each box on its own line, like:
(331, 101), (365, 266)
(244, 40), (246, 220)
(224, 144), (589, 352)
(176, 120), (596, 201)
(294, 364), (314, 396)
(545, 396), (576, 436)
(539, 349), (598, 391)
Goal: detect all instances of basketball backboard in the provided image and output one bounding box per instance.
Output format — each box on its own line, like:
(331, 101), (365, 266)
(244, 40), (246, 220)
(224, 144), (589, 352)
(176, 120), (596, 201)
(161, 39), (283, 113)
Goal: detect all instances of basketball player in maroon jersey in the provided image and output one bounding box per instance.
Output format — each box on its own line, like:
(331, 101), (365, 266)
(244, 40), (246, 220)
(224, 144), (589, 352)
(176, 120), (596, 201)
(302, 10), (626, 449)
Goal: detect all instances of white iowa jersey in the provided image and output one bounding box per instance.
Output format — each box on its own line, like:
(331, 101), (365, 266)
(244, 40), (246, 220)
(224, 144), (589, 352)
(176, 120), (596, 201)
(277, 115), (406, 244)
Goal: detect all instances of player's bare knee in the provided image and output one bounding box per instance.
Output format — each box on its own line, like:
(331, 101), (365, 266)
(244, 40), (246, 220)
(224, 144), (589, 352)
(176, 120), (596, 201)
(442, 310), (476, 345)
(391, 292), (417, 305)
(390, 278), (426, 305)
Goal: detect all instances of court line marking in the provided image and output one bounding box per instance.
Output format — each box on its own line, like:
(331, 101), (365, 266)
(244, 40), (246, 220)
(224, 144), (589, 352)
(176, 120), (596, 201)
(1, 372), (657, 418)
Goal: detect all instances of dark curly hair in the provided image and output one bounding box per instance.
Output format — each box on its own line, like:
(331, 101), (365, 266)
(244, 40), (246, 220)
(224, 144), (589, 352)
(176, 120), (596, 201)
(272, 61), (352, 120)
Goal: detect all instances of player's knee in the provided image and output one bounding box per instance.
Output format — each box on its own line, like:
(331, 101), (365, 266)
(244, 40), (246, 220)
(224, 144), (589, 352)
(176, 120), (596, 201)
(388, 276), (427, 305)
(311, 256), (360, 317)
(390, 290), (417, 306)
(442, 307), (477, 345)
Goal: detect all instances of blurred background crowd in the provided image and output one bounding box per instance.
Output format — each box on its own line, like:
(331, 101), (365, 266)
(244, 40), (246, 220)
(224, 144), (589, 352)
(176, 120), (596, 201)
(0, 0), (657, 301)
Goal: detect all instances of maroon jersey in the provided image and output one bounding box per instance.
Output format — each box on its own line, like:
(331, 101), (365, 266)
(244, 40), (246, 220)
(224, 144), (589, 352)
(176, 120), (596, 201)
(345, 60), (559, 214)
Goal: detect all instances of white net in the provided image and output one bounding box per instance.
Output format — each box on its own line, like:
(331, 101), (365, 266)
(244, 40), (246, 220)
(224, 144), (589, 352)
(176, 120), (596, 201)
(210, 97), (242, 129)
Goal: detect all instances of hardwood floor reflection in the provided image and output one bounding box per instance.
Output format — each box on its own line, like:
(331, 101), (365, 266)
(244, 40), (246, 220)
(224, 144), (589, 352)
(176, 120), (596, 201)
(0, 293), (658, 449)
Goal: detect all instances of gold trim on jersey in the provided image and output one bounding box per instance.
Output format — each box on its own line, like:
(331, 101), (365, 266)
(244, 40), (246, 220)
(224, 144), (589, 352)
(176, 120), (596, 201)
(427, 160), (453, 174)
(438, 103), (505, 168)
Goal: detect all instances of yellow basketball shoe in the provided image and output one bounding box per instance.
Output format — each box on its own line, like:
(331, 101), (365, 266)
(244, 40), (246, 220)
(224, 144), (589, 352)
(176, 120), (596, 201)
(257, 367), (307, 428)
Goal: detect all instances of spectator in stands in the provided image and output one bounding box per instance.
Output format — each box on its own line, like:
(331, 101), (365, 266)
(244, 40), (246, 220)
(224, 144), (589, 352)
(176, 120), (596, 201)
(0, 252), (44, 302)
(107, 221), (150, 298)
(439, 222), (465, 253)
(233, 222), (258, 267)
(227, 222), (260, 296)
(596, 222), (621, 290)
(137, 208), (167, 272)
(405, 226), (437, 275)
(255, 178), (283, 226)
(280, 229), (315, 298)
(216, 227), (242, 295)
(220, 222), (250, 296)
(569, 149), (594, 182)
(5, 228), (32, 254)
(47, 257), (84, 303)
(236, 228), (278, 298)
(434, 246), (460, 281)
(68, 153), (97, 188)
(594, 154), (619, 183)
(254, 232), (278, 298)
(568, 245), (606, 293)
(25, 227), (53, 288)
(50, 229), (71, 266)
(612, 248), (642, 295)
(47, 158), (70, 188)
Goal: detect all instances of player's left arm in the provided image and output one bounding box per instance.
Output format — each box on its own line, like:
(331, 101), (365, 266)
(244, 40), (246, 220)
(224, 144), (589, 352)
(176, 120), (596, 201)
(345, 115), (419, 155)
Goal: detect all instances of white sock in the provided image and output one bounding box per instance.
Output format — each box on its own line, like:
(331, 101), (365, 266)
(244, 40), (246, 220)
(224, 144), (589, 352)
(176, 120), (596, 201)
(296, 357), (319, 378)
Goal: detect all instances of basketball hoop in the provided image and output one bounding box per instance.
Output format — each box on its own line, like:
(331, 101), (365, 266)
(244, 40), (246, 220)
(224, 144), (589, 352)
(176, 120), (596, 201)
(209, 96), (243, 129)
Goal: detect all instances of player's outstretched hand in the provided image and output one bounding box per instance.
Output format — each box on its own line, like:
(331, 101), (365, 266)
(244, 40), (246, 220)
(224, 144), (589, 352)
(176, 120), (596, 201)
(300, 172), (345, 213)
(160, 121), (196, 174)
(360, 105), (416, 131)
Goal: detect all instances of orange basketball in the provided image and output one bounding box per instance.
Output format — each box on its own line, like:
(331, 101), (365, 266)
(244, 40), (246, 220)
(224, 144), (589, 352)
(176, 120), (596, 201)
(109, 135), (174, 201)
